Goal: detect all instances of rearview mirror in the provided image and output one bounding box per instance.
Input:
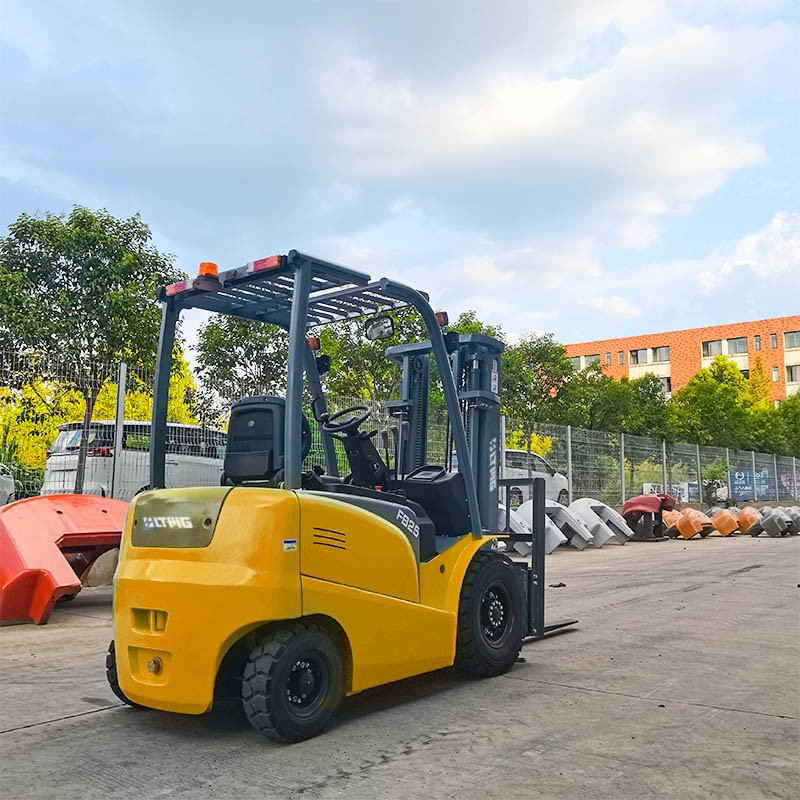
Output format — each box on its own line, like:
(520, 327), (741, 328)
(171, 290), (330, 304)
(364, 315), (394, 341)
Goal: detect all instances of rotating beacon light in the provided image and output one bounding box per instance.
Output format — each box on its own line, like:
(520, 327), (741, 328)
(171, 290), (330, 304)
(194, 261), (221, 291)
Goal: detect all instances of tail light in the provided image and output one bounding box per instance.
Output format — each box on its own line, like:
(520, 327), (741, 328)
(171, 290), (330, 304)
(88, 446), (113, 457)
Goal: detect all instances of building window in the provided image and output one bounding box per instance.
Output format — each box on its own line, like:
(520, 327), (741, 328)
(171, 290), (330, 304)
(785, 331), (800, 349)
(770, 333), (777, 348)
(605, 352), (611, 365)
(585, 354), (601, 365)
(728, 337), (748, 355)
(660, 376), (672, 395)
(702, 339), (723, 357)
(629, 348), (648, 365)
(772, 366), (779, 382)
(568, 356), (581, 370)
(754, 335), (761, 350)
(652, 346), (670, 363)
(618, 351), (623, 365)
(787, 365), (800, 383)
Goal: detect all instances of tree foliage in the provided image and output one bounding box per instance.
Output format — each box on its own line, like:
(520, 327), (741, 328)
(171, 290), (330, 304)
(0, 207), (183, 489)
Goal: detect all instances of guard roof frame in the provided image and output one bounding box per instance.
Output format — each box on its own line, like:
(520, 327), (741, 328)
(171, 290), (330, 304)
(150, 250), (485, 535)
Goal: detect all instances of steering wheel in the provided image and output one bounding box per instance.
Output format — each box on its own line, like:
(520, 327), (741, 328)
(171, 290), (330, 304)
(321, 405), (371, 434)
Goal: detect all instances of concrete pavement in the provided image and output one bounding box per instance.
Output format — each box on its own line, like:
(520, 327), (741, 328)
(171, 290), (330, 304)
(1, 536), (798, 799)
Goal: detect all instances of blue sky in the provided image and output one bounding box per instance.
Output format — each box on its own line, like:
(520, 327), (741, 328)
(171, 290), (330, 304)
(1, 0), (798, 353)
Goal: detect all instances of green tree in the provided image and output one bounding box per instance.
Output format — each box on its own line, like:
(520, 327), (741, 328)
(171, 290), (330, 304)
(501, 333), (576, 421)
(746, 356), (772, 408)
(195, 317), (289, 424)
(319, 308), (429, 401)
(666, 356), (753, 448)
(0, 207), (182, 491)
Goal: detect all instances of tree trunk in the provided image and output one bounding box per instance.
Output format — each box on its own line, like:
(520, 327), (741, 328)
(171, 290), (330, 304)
(74, 387), (98, 494)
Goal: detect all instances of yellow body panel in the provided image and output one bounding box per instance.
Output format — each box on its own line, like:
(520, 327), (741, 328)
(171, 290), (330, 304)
(115, 488), (302, 713)
(298, 493), (419, 602)
(113, 485), (495, 714)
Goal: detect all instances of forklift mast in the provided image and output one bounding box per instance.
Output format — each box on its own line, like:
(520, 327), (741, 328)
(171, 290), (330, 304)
(450, 334), (504, 533)
(386, 333), (504, 534)
(385, 341), (431, 476)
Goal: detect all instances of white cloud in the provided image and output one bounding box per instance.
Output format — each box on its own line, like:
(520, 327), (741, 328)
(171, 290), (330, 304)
(586, 295), (641, 319)
(462, 257), (515, 286)
(698, 210), (800, 293)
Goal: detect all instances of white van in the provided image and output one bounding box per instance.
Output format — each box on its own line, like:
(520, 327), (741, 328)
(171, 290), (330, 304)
(503, 449), (570, 508)
(40, 421), (226, 502)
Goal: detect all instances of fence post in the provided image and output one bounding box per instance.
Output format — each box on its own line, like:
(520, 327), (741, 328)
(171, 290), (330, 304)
(695, 444), (702, 505)
(751, 450), (757, 502)
(566, 424), (573, 504)
(110, 362), (127, 499)
(725, 447), (731, 503)
(661, 439), (667, 493)
(773, 453), (779, 502)
(620, 433), (626, 505)
(794, 456), (798, 501)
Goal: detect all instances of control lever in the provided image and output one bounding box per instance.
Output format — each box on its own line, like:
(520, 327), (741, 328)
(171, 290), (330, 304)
(379, 430), (391, 471)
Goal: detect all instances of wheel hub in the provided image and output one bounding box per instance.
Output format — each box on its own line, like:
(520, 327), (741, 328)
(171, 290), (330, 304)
(286, 659), (319, 707)
(481, 586), (511, 644)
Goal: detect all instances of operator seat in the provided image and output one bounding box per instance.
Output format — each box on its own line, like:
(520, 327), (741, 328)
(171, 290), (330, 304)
(223, 395), (310, 484)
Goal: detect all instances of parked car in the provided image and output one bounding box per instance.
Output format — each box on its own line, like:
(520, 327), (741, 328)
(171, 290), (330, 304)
(40, 421), (227, 502)
(0, 463), (16, 505)
(451, 448), (570, 507)
(503, 449), (570, 508)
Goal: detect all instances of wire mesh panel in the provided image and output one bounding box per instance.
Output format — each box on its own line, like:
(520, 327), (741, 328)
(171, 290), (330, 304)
(753, 451), (777, 502)
(775, 455), (798, 502)
(698, 444), (729, 505)
(0, 351), (120, 500)
(570, 427), (621, 506)
(666, 442), (701, 503)
(623, 433), (664, 501)
(728, 449), (756, 502)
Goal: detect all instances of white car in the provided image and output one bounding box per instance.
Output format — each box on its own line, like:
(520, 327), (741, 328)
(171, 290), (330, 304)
(451, 448), (570, 507)
(503, 449), (570, 508)
(40, 421), (226, 502)
(0, 463), (16, 505)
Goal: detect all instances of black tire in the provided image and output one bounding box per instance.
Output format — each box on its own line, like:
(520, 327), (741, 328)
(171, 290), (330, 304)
(241, 622), (345, 743)
(455, 551), (525, 677)
(106, 640), (140, 707)
(509, 488), (523, 510)
(557, 490), (570, 505)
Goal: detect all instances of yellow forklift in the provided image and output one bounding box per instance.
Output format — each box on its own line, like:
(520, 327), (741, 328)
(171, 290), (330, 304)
(107, 251), (573, 741)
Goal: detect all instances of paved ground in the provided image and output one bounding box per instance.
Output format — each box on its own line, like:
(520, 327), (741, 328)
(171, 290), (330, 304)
(1, 536), (798, 799)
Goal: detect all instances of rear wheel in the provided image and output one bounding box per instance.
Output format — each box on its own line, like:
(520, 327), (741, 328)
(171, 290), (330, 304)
(455, 551), (525, 677)
(106, 640), (140, 707)
(241, 622), (344, 743)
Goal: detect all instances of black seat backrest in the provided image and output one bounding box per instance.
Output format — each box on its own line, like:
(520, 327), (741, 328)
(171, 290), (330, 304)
(224, 395), (310, 483)
(400, 469), (471, 537)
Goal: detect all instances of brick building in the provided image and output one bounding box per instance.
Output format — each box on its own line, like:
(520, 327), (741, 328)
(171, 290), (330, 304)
(565, 316), (800, 401)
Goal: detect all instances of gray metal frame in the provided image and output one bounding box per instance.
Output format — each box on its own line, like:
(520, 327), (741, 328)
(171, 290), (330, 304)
(150, 250), (482, 537)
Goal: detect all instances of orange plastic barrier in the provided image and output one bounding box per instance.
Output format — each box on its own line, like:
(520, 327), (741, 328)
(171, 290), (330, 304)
(674, 509), (714, 539)
(710, 509), (739, 536)
(661, 509), (681, 535)
(737, 507), (762, 535)
(0, 495), (127, 624)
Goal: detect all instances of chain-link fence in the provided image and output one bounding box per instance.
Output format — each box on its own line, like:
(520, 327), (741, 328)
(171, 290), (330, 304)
(1, 351), (798, 507)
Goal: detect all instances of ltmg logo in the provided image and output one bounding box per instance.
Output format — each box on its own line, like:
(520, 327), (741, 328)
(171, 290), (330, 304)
(143, 516), (194, 530)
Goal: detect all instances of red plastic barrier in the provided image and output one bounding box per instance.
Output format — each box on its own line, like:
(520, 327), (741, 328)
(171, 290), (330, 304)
(0, 494), (127, 624)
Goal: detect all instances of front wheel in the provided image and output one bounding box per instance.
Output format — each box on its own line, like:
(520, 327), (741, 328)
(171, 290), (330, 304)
(241, 622), (345, 743)
(455, 551), (525, 677)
